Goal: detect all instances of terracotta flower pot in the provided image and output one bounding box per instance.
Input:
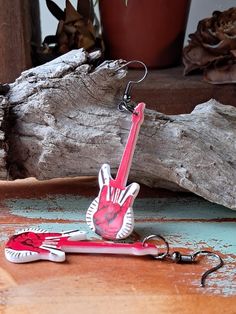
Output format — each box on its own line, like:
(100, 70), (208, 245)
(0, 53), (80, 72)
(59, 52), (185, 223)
(99, 0), (191, 68)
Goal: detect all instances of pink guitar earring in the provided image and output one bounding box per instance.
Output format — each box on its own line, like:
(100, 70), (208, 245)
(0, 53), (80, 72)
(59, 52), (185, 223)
(4, 229), (162, 263)
(5, 229), (224, 287)
(86, 61), (148, 240)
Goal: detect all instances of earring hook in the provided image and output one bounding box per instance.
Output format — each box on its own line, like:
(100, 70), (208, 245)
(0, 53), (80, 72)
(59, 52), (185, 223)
(192, 250), (224, 287)
(143, 234), (224, 287)
(168, 249), (224, 287)
(118, 60), (148, 114)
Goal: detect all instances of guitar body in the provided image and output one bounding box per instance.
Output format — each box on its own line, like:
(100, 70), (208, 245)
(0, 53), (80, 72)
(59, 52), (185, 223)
(5, 228), (87, 263)
(86, 164), (140, 240)
(86, 103), (145, 240)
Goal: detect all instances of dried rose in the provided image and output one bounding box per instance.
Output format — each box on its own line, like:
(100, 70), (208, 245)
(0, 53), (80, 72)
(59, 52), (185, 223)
(183, 7), (236, 84)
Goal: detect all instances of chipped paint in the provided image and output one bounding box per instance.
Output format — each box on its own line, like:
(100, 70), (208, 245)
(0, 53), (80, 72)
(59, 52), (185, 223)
(8, 220), (236, 296)
(6, 195), (236, 255)
(6, 196), (90, 221)
(3, 194), (236, 296)
(6, 195), (236, 221)
(134, 222), (236, 295)
(135, 222), (236, 255)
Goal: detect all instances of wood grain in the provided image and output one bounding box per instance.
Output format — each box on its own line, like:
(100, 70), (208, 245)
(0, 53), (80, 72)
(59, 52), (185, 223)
(0, 0), (40, 83)
(5, 49), (236, 210)
(0, 178), (235, 314)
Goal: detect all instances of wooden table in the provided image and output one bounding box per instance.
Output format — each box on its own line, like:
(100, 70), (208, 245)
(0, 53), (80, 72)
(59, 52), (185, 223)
(0, 178), (235, 314)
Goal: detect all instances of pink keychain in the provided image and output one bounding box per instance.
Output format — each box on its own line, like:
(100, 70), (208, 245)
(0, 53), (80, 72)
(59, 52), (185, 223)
(86, 61), (148, 240)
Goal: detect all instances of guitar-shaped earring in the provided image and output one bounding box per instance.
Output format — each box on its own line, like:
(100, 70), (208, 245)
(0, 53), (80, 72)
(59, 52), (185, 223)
(5, 229), (224, 287)
(86, 61), (148, 240)
(4, 228), (162, 263)
(86, 103), (145, 240)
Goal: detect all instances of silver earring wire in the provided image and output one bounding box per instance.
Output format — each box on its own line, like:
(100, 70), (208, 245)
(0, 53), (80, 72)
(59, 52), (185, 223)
(118, 60), (148, 114)
(142, 234), (224, 287)
(192, 250), (224, 287)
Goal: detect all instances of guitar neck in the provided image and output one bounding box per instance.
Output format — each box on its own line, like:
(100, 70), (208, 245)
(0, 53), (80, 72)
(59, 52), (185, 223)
(59, 238), (158, 256)
(114, 103), (145, 188)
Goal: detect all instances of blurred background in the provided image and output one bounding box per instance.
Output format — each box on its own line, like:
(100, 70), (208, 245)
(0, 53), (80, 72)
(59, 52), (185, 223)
(39, 0), (236, 44)
(0, 0), (235, 83)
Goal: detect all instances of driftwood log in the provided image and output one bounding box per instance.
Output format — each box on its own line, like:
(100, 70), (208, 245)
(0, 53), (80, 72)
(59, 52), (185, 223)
(1, 49), (235, 210)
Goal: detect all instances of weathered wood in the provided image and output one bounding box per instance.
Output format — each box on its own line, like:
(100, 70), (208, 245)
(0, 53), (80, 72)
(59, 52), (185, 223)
(1, 49), (236, 210)
(0, 0), (41, 83)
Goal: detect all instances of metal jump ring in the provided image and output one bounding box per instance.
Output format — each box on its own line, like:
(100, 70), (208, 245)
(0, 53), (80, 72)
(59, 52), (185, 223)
(142, 234), (169, 260)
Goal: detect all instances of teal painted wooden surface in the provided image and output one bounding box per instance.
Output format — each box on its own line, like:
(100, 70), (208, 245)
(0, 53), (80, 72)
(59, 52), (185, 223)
(6, 195), (236, 221)
(2, 194), (236, 296)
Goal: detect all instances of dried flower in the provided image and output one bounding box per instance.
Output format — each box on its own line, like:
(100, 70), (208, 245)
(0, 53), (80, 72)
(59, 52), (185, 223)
(183, 7), (236, 84)
(36, 0), (103, 65)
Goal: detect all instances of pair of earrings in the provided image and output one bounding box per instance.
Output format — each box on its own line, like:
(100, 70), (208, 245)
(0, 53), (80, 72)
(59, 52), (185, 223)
(5, 61), (223, 287)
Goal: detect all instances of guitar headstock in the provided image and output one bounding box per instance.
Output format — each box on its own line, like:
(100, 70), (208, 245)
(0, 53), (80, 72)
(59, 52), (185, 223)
(132, 102), (145, 125)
